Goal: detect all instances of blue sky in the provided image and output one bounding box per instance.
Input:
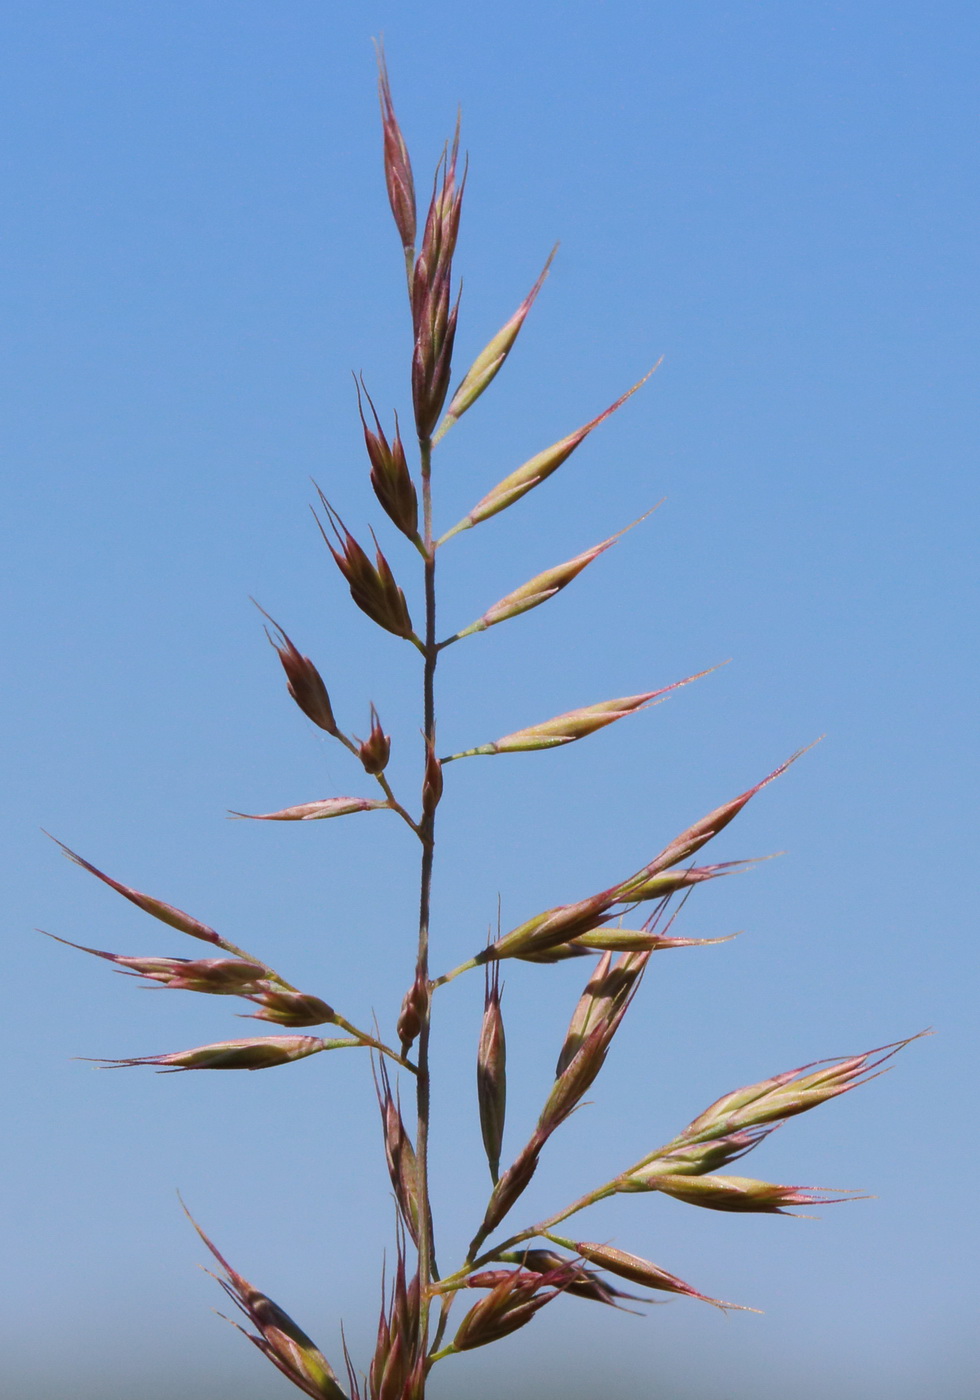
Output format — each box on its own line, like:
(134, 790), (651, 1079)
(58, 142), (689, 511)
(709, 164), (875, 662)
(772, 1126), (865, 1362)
(3, 4), (977, 1398)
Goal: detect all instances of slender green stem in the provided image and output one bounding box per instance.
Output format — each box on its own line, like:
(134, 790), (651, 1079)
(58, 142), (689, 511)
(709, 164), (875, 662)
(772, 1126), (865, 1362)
(374, 771), (422, 835)
(428, 1344), (457, 1365)
(415, 435), (439, 1354)
(329, 1014), (417, 1074)
(431, 955), (483, 989)
(428, 1291), (455, 1357)
(439, 1181), (620, 1280)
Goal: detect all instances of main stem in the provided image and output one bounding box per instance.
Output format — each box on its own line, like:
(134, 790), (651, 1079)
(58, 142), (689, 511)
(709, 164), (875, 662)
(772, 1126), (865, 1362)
(415, 436), (438, 1354)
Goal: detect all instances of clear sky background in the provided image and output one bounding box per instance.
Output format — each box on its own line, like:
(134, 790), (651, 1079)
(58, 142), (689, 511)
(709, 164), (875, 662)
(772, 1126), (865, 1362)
(3, 4), (977, 1398)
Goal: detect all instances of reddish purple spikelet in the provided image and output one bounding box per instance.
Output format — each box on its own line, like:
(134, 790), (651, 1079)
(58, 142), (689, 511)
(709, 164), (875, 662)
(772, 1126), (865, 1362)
(489, 1249), (646, 1310)
(43, 933), (266, 992)
(572, 1241), (752, 1311)
(356, 378), (419, 540)
(619, 1037), (921, 1189)
(357, 705), (392, 775)
(452, 510), (654, 639)
(410, 123), (466, 438)
(375, 1060), (424, 1248)
(313, 490), (415, 640)
(97, 1035), (331, 1072)
(451, 1262), (573, 1351)
(618, 748), (811, 899)
(253, 602), (338, 734)
(396, 971), (429, 1053)
(538, 957), (648, 1137)
(472, 1136), (543, 1248)
(230, 796), (387, 822)
(243, 988), (338, 1027)
(185, 1208), (350, 1399)
(421, 736), (443, 821)
(369, 1236), (423, 1400)
(555, 949), (649, 1077)
(47, 834), (220, 944)
(477, 961), (507, 1182)
(376, 46), (416, 257)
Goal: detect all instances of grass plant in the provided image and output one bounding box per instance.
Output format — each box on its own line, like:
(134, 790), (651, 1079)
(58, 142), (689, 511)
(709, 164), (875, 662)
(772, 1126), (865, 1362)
(49, 51), (914, 1400)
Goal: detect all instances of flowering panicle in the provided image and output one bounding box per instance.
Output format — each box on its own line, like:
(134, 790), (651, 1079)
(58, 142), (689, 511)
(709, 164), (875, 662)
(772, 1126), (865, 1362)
(49, 53), (913, 1400)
